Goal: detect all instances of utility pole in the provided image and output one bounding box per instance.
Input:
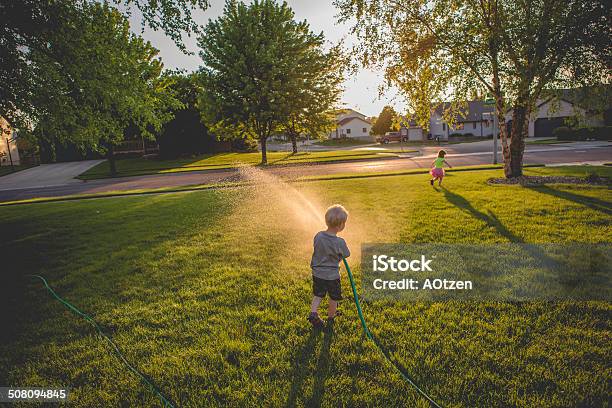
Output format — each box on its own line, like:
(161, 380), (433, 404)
(484, 96), (498, 164)
(493, 112), (498, 164)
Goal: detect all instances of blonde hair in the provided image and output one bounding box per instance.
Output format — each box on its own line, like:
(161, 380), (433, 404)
(325, 204), (348, 228)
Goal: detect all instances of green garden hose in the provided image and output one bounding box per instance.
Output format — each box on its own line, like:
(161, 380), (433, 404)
(29, 275), (175, 408)
(342, 258), (443, 408)
(30, 262), (442, 408)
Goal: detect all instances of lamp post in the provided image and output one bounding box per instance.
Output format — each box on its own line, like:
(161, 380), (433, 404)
(6, 137), (15, 171)
(484, 97), (498, 164)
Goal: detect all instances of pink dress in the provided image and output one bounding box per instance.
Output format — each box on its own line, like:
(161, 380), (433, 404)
(430, 167), (445, 178)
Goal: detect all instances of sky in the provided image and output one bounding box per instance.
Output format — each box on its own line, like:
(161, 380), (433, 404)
(125, 1), (403, 117)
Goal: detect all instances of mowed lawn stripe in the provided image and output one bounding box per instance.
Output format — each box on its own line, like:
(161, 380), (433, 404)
(78, 150), (404, 180)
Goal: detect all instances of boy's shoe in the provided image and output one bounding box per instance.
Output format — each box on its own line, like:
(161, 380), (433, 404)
(327, 310), (342, 323)
(308, 312), (324, 328)
(430, 179), (434, 186)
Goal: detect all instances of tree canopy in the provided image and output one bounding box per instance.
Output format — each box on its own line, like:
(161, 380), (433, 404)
(1, 1), (180, 172)
(198, 0), (344, 163)
(115, 0), (209, 51)
(1, 0), (207, 129)
(335, 0), (610, 177)
(279, 41), (345, 153)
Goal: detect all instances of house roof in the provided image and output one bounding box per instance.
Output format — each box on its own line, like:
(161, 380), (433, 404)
(539, 86), (611, 111)
(338, 116), (371, 126)
(397, 115), (421, 128)
(336, 108), (367, 117)
(505, 86), (612, 114)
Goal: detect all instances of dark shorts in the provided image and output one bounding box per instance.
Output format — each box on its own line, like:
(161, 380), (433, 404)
(312, 276), (342, 301)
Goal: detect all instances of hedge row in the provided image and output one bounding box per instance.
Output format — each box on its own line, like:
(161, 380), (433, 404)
(553, 126), (611, 141)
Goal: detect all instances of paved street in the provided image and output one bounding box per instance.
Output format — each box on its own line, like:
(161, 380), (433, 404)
(0, 143), (609, 203)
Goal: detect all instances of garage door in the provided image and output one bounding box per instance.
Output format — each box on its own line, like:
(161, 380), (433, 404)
(534, 117), (568, 138)
(408, 128), (423, 141)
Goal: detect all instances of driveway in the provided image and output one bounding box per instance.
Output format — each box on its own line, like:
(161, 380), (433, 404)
(0, 160), (103, 191)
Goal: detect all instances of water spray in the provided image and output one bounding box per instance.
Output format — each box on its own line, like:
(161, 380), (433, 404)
(342, 258), (443, 408)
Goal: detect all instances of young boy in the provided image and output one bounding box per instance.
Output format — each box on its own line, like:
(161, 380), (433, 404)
(308, 204), (350, 328)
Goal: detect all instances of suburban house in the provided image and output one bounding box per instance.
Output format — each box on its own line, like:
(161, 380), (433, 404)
(329, 108), (373, 140)
(505, 90), (609, 137)
(429, 101), (495, 141)
(0, 116), (20, 166)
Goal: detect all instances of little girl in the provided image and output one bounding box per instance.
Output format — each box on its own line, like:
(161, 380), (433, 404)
(430, 150), (452, 186)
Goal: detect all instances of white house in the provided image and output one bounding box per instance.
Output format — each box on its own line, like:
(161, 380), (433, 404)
(329, 108), (373, 140)
(505, 97), (605, 138)
(0, 117), (20, 166)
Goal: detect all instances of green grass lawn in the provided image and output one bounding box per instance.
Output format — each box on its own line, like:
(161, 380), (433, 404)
(526, 138), (571, 145)
(79, 150), (399, 180)
(0, 164), (35, 177)
(1, 166), (610, 407)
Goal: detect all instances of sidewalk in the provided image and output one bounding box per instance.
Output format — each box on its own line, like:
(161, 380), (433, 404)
(0, 160), (103, 191)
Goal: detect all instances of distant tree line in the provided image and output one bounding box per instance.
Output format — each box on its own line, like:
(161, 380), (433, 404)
(371, 106), (400, 136)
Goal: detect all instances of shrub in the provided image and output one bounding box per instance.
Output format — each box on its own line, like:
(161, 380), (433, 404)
(553, 126), (573, 140)
(231, 137), (258, 152)
(554, 126), (611, 141)
(157, 110), (227, 158)
(591, 126), (612, 140)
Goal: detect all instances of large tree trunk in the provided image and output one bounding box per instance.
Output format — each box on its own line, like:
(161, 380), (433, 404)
(260, 136), (268, 164)
(507, 104), (529, 178)
(495, 96), (511, 177)
(490, 59), (511, 178)
(290, 134), (298, 154)
(107, 144), (117, 177)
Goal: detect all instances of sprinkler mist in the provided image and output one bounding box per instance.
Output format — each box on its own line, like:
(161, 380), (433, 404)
(233, 165), (369, 258)
(237, 166), (324, 230)
(232, 165), (323, 247)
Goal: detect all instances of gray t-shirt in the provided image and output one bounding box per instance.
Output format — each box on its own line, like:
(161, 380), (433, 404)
(310, 231), (350, 280)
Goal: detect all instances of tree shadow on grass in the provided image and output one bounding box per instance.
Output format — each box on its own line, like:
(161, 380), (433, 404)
(442, 187), (524, 243)
(266, 153), (295, 165)
(285, 324), (335, 408)
(526, 185), (612, 215)
(442, 187), (576, 281)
